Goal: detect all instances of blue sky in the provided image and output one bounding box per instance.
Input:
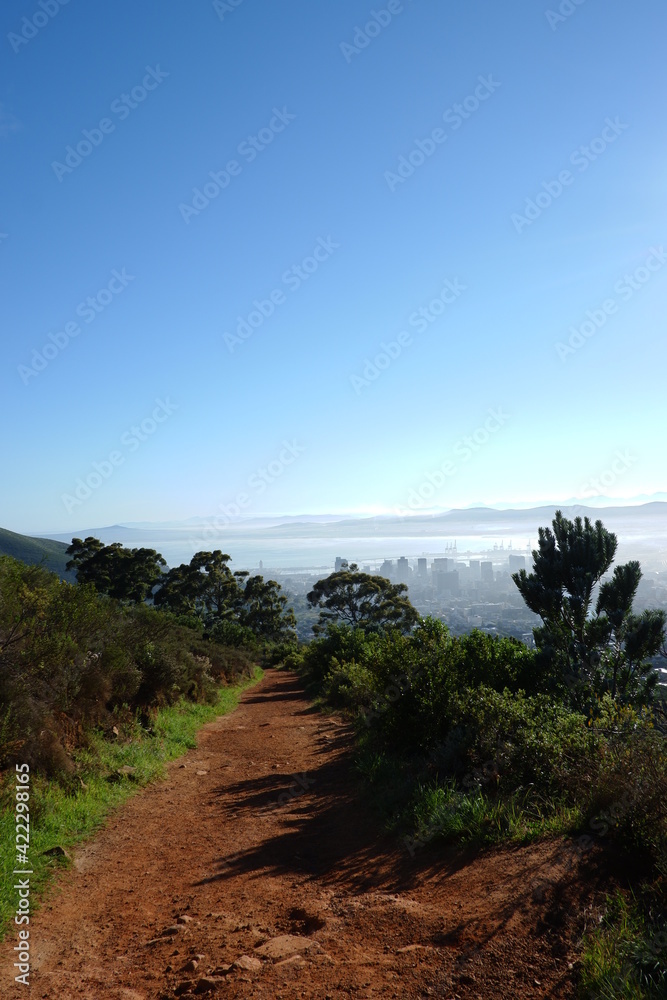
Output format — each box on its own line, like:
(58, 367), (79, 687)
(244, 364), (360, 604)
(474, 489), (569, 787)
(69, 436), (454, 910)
(1, 0), (666, 533)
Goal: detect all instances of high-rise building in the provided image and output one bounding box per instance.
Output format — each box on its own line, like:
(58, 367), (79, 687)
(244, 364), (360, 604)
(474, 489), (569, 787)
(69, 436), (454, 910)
(396, 556), (410, 582)
(508, 554), (525, 573)
(379, 559), (394, 578)
(469, 559), (480, 579)
(481, 561), (494, 583)
(417, 558), (427, 576)
(335, 556), (348, 572)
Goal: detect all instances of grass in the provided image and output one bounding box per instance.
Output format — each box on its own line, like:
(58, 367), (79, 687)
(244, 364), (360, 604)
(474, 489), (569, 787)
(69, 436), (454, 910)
(0, 667), (262, 940)
(410, 780), (585, 848)
(354, 740), (584, 853)
(579, 890), (667, 999)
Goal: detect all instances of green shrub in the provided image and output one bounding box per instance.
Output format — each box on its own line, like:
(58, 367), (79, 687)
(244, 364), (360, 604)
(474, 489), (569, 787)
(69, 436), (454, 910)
(0, 556), (259, 781)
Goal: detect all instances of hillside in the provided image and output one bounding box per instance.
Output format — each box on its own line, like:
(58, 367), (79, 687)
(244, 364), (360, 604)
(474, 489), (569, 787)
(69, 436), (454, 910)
(0, 527), (73, 579)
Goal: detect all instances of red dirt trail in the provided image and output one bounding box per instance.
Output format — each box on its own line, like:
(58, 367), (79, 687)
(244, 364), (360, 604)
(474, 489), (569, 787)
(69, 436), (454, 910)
(1, 669), (600, 999)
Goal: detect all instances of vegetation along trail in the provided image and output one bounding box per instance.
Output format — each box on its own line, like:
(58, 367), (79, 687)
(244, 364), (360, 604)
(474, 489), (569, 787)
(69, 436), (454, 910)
(1, 668), (602, 999)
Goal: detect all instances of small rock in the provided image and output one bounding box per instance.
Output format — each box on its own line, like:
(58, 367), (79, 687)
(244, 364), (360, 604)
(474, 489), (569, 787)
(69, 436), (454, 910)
(196, 769), (208, 775)
(177, 914), (194, 924)
(174, 983), (194, 997)
(255, 935), (316, 962)
(162, 925), (181, 936)
(183, 959), (199, 972)
(233, 954), (262, 971)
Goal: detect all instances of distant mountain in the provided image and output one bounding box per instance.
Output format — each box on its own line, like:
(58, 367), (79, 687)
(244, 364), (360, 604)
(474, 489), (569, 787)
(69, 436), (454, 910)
(268, 502), (667, 539)
(0, 527), (74, 579)
(35, 502), (667, 545)
(117, 513), (374, 530)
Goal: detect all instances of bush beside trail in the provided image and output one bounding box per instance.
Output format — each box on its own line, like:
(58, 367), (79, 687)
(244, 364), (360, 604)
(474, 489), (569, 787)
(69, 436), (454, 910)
(291, 511), (667, 1000)
(0, 555), (267, 780)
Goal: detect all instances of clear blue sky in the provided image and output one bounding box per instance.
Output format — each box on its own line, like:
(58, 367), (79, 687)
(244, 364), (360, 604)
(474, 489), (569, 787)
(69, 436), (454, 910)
(1, 0), (666, 533)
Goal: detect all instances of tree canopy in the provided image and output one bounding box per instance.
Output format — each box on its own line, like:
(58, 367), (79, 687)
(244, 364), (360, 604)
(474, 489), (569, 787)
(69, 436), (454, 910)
(66, 537), (166, 603)
(513, 510), (666, 708)
(307, 563), (420, 635)
(153, 550), (296, 643)
(66, 540), (296, 644)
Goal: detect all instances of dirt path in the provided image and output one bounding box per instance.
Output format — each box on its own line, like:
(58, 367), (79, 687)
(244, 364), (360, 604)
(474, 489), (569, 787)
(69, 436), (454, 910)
(1, 670), (595, 999)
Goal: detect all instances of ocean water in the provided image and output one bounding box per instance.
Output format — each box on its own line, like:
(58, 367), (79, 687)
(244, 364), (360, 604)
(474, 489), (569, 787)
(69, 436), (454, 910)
(47, 527), (533, 573)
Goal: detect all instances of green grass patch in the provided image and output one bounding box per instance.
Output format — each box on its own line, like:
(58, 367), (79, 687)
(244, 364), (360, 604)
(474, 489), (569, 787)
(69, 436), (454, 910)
(410, 780), (583, 849)
(353, 736), (584, 853)
(0, 668), (262, 940)
(579, 890), (667, 999)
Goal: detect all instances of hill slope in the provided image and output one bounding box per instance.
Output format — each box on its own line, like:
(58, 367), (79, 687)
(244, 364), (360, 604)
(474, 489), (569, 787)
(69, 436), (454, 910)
(0, 527), (73, 578)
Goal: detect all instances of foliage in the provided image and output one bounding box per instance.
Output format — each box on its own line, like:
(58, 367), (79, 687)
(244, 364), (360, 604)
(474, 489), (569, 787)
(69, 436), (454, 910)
(299, 612), (666, 877)
(66, 537), (166, 602)
(153, 550), (297, 642)
(306, 563), (419, 635)
(153, 549), (236, 617)
(235, 573), (297, 642)
(580, 890), (667, 1000)
(0, 555), (258, 778)
(513, 511), (666, 711)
